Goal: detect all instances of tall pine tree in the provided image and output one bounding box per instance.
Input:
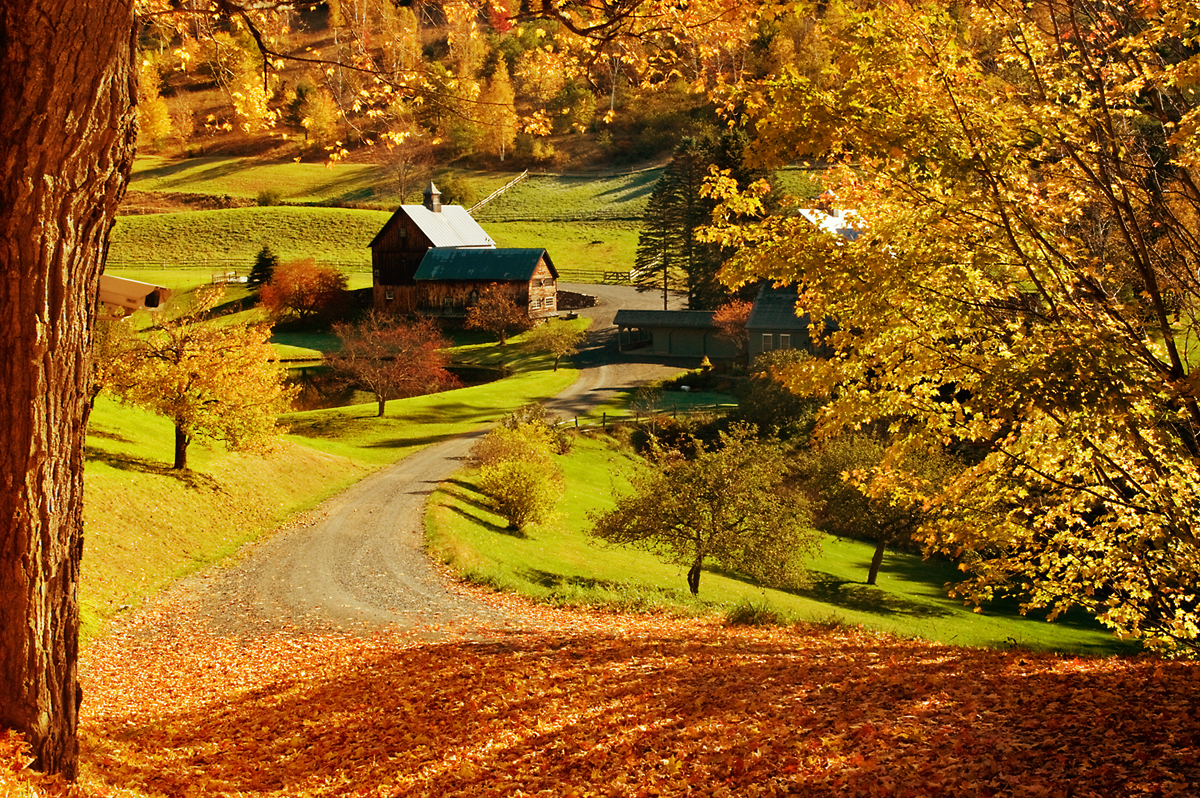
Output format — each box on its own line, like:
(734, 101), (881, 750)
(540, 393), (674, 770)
(634, 132), (770, 310)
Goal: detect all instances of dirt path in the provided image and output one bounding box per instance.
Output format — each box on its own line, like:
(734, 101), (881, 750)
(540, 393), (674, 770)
(178, 284), (685, 639)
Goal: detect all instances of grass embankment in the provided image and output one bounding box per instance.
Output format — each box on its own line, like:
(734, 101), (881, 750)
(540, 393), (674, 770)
(428, 434), (1136, 656)
(81, 332), (576, 641)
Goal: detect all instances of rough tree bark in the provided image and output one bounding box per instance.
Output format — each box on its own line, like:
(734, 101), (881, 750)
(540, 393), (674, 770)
(0, 0), (137, 778)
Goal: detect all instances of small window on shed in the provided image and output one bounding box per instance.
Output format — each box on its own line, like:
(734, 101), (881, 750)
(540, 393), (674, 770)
(780, 334), (791, 350)
(385, 290), (394, 301)
(762, 333), (774, 351)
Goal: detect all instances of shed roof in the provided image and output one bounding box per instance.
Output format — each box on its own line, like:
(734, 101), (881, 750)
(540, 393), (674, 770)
(370, 204), (495, 249)
(414, 248), (557, 282)
(745, 284), (811, 331)
(613, 309), (718, 329)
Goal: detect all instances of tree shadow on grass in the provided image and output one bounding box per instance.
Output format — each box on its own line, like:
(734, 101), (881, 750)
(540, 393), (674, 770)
(444, 505), (523, 538)
(781, 570), (954, 620)
(81, 447), (222, 490)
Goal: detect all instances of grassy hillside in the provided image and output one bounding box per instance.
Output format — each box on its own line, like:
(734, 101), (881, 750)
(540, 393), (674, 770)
(109, 203), (640, 278)
(82, 350), (576, 641)
(109, 205), (390, 266)
(428, 435), (1136, 656)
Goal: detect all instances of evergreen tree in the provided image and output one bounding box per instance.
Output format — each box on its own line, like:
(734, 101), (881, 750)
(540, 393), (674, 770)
(249, 245), (279, 286)
(634, 132), (770, 310)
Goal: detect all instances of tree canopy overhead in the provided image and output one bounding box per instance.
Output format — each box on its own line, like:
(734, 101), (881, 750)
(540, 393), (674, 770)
(713, 0), (1200, 650)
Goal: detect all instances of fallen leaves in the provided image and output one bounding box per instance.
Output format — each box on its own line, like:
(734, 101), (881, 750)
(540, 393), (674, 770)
(5, 590), (1199, 797)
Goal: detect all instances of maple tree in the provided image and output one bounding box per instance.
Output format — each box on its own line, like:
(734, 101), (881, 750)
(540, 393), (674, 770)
(714, 0), (1200, 650)
(327, 312), (458, 417)
(465, 283), (532, 345)
(591, 424), (817, 594)
(258, 259), (350, 324)
(713, 299), (751, 360)
(104, 288), (295, 470)
(797, 432), (961, 585)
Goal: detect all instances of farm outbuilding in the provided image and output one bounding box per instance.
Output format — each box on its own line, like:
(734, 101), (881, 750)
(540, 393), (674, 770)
(414, 247), (559, 320)
(745, 284), (822, 358)
(613, 309), (742, 360)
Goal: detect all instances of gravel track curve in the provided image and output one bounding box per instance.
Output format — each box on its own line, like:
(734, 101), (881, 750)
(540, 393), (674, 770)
(181, 284), (687, 639)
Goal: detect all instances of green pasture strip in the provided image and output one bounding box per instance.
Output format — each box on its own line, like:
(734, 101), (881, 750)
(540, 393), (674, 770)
(486, 220), (641, 281)
(110, 206), (390, 266)
(130, 156), (398, 207)
(473, 170), (663, 222)
(282, 365), (577, 465)
(428, 434), (1137, 656)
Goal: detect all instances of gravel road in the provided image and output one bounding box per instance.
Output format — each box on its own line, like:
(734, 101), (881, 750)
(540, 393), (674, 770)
(186, 284), (687, 639)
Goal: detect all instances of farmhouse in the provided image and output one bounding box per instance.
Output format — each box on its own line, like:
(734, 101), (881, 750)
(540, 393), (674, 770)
(371, 182), (556, 319)
(414, 247), (559, 320)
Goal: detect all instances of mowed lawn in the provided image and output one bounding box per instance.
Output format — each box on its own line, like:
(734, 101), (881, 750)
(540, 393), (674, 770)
(429, 435), (1138, 656)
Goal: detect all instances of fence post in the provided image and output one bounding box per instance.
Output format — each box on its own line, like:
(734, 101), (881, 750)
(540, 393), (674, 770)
(602, 412), (606, 429)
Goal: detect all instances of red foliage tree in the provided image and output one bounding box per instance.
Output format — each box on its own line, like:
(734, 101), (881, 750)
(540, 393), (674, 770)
(465, 283), (531, 345)
(327, 313), (459, 417)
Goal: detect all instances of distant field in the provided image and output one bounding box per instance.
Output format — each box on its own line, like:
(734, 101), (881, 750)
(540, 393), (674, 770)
(109, 206), (389, 267)
(487, 220), (641, 277)
(130, 156), (514, 208)
(472, 169), (662, 222)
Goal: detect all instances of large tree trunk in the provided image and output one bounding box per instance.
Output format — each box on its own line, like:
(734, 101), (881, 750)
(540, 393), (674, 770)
(867, 536), (888, 586)
(0, 0), (137, 778)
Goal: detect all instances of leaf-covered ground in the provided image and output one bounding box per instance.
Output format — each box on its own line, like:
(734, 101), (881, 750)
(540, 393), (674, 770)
(6, 588), (1199, 797)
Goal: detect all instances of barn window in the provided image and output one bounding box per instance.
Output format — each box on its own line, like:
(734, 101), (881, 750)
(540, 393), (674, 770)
(780, 334), (791, 350)
(544, 296), (555, 308)
(530, 298), (541, 309)
(762, 334), (774, 351)
(385, 290), (394, 301)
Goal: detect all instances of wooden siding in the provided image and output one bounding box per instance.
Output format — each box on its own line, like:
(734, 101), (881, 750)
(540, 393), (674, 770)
(372, 214), (433, 288)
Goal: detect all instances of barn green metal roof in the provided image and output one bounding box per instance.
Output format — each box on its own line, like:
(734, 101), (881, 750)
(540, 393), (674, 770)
(413, 248), (556, 282)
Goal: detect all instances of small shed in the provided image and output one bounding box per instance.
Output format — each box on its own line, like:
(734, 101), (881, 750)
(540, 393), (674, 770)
(414, 247), (558, 320)
(613, 309), (741, 359)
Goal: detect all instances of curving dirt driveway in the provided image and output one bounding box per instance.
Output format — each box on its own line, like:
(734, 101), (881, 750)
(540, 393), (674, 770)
(185, 284), (686, 639)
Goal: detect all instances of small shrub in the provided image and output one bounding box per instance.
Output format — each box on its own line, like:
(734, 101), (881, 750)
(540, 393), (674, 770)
(479, 458), (562, 531)
(256, 188), (282, 206)
(725, 597), (784, 627)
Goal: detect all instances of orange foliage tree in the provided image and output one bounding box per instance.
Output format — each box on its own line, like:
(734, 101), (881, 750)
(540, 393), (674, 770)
(258, 260), (350, 324)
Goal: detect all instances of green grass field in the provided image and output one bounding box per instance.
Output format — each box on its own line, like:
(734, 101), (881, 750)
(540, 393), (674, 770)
(109, 208), (637, 280)
(110, 205), (390, 266)
(428, 434), (1137, 656)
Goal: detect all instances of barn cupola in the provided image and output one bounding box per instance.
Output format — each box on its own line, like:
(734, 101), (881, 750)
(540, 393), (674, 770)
(423, 182), (442, 213)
